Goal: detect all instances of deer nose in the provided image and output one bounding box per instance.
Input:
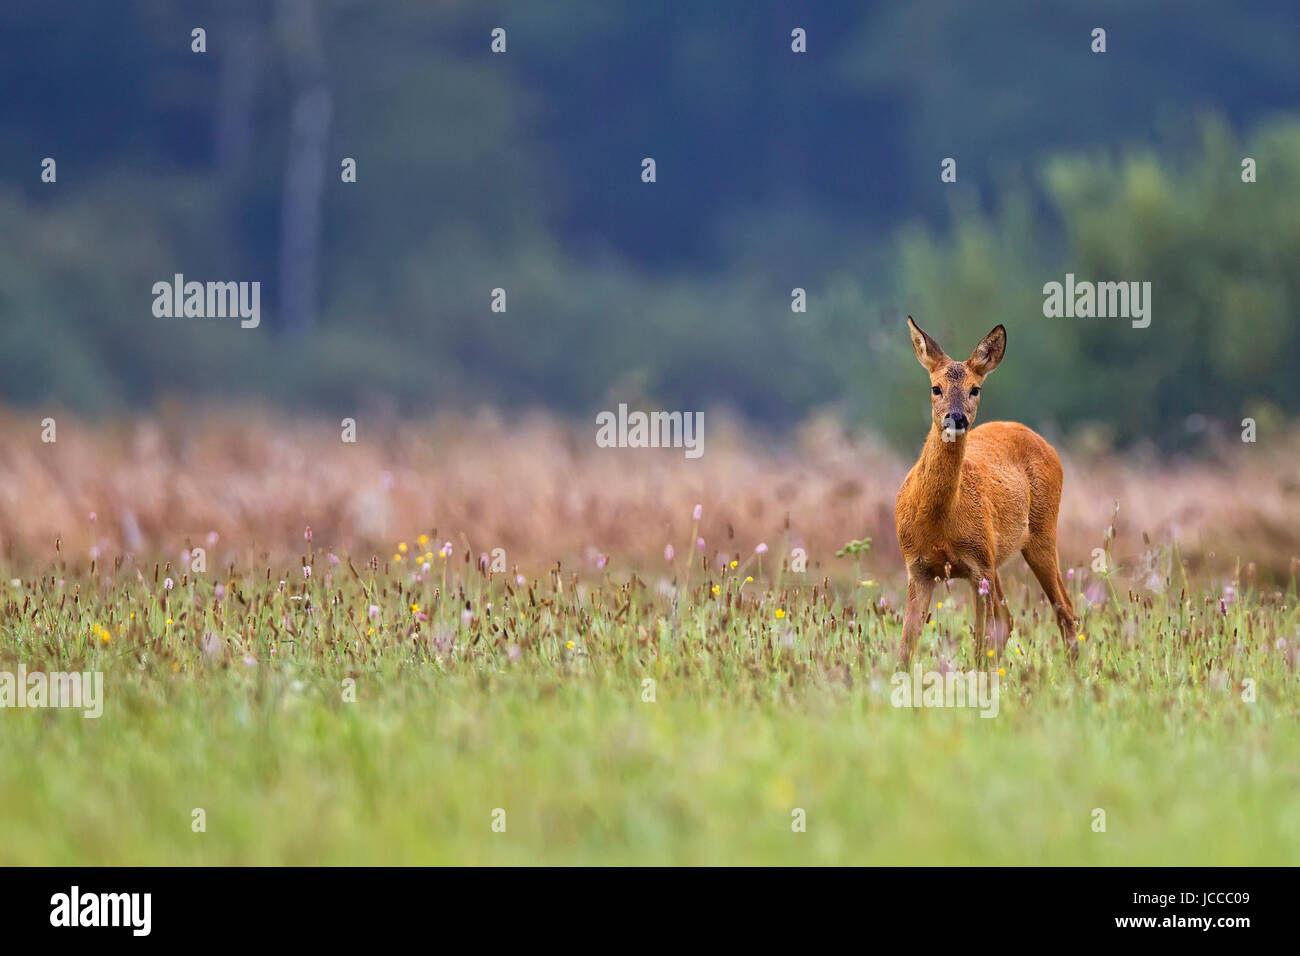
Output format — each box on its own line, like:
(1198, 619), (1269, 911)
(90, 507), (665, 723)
(944, 412), (969, 432)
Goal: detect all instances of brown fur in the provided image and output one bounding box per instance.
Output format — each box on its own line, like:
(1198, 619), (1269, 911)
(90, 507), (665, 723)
(894, 316), (1078, 662)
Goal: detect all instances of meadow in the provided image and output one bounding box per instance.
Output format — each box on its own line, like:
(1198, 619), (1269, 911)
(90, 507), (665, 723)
(0, 411), (1297, 865)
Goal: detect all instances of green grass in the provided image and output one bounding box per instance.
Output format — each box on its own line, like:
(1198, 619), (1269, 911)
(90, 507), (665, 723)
(1, 553), (1297, 865)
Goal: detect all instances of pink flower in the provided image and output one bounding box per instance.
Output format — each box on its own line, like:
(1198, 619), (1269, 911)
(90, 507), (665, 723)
(692, 504), (702, 521)
(368, 604), (380, 620)
(303, 565), (312, 579)
(1066, 568), (1074, 581)
(978, 578), (990, 596)
(664, 544), (675, 562)
(163, 577), (174, 591)
(507, 645), (521, 661)
(206, 531), (219, 547)
(304, 525), (312, 542)
(696, 537), (705, 551)
(1219, 598), (1228, 615)
(88, 511), (97, 523)
(214, 584), (226, 600)
(328, 553), (340, 566)
(755, 542), (768, 555)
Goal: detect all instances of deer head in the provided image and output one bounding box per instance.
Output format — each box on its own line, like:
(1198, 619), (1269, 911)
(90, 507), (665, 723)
(907, 315), (1006, 440)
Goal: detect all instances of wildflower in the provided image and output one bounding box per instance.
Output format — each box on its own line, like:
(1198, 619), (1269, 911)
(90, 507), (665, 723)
(1066, 568), (1075, 581)
(417, 534), (429, 546)
(304, 525), (312, 542)
(1219, 598), (1227, 615)
(367, 627), (374, 636)
(303, 565), (311, 579)
(393, 553), (403, 563)
(508, 645), (521, 661)
(368, 604), (380, 620)
(745, 576), (753, 583)
(1076, 633), (1086, 642)
(328, 553), (340, 566)
(1015, 646), (1022, 655)
(755, 542), (768, 555)
(88, 511), (97, 522)
(410, 603), (420, 614)
(936, 602), (944, 610)
(998, 668), (1006, 677)
(986, 649), (994, 658)
(399, 542), (408, 553)
(665, 544), (675, 562)
(214, 584), (225, 600)
(566, 640), (575, 650)
(775, 608), (786, 619)
(696, 537), (705, 551)
(978, 578), (990, 596)
(729, 559), (738, 570)
(693, 504), (702, 521)
(164, 577), (174, 591)
(206, 531), (219, 546)
(166, 618), (174, 627)
(711, 585), (720, 595)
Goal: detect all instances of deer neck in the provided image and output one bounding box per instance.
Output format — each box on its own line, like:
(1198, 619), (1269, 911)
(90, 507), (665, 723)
(914, 424), (967, 516)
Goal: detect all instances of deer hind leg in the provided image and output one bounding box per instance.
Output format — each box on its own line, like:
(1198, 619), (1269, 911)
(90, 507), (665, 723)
(1021, 539), (1079, 655)
(899, 572), (935, 663)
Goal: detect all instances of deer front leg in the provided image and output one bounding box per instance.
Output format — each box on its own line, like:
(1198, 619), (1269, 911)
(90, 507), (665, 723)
(899, 573), (935, 662)
(970, 576), (988, 664)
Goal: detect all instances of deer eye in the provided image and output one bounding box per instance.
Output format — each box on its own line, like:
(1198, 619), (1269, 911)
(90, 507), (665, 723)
(970, 387), (980, 396)
(931, 386), (942, 396)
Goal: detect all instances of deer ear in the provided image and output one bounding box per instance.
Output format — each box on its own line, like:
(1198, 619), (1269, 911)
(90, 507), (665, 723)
(907, 315), (947, 372)
(969, 324), (1006, 375)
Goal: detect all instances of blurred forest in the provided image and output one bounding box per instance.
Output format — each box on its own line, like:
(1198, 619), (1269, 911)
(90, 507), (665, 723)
(1, 0), (1298, 451)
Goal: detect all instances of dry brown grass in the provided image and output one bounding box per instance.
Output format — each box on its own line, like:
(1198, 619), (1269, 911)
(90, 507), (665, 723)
(2, 406), (1297, 584)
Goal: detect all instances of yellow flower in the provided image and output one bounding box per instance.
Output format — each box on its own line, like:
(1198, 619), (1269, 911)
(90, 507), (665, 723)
(775, 608), (786, 619)
(410, 603), (420, 614)
(998, 668), (1006, 676)
(1077, 633), (1086, 642)
(129, 612), (135, 620)
(986, 649), (994, 658)
(417, 534), (429, 546)
(566, 640), (575, 650)
(424, 552), (434, 562)
(711, 585), (720, 595)
(392, 554), (402, 562)
(165, 618), (173, 627)
(936, 602), (944, 609)
(730, 560), (738, 569)
(745, 576), (753, 583)
(398, 542), (408, 553)
(1015, 646), (1022, 655)
(367, 627), (374, 636)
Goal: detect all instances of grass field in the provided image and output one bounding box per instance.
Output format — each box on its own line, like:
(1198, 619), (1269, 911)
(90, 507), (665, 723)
(1, 522), (1297, 865)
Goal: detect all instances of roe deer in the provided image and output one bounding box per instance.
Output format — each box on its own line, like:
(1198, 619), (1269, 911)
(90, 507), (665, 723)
(894, 316), (1078, 662)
